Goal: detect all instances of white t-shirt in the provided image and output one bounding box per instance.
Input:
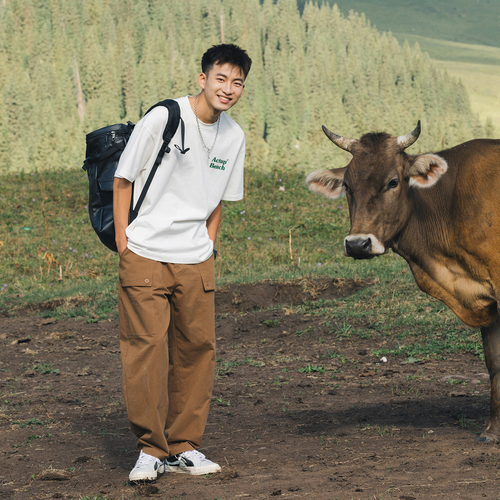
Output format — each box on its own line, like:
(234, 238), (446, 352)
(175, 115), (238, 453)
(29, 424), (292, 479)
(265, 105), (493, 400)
(115, 96), (245, 264)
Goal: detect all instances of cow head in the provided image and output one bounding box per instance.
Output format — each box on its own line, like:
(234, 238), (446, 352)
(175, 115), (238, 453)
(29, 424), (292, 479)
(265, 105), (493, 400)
(306, 121), (448, 259)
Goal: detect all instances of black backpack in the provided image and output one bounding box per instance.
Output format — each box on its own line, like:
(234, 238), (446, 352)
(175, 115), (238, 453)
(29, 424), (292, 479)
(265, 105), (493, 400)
(82, 99), (189, 252)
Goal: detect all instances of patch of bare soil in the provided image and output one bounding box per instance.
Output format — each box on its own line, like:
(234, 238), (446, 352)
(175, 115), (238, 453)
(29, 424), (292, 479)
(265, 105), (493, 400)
(0, 295), (91, 318)
(215, 277), (373, 313)
(1, 278), (499, 500)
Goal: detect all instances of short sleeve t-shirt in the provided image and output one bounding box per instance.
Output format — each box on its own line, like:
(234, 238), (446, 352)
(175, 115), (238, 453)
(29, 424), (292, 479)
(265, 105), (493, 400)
(115, 96), (245, 264)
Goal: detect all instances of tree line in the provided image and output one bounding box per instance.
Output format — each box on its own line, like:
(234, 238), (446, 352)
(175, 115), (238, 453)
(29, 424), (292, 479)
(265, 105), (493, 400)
(0, 0), (487, 173)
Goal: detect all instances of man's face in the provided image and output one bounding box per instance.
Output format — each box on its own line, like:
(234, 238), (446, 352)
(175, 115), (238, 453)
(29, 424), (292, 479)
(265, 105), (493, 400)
(199, 63), (245, 113)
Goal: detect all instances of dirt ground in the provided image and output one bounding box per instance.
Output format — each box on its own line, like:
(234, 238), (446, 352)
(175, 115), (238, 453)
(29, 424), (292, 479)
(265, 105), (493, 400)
(1, 278), (500, 500)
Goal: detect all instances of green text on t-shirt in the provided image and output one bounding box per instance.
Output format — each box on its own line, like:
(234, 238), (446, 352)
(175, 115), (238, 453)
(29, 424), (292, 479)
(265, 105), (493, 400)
(209, 157), (228, 171)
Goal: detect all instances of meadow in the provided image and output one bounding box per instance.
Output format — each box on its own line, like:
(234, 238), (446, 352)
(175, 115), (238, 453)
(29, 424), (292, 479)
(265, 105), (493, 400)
(0, 165), (481, 364)
(312, 0), (500, 48)
(0, 166), (375, 316)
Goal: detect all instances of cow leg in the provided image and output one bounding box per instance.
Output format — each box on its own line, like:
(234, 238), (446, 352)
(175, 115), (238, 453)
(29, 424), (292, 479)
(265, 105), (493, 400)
(478, 314), (500, 443)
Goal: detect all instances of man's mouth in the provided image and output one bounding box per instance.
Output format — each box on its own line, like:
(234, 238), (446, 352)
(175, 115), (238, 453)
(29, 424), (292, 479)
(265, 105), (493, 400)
(218, 95), (231, 104)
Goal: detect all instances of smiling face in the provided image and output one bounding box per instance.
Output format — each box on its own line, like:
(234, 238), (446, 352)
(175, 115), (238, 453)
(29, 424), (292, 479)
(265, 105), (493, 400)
(198, 62), (245, 118)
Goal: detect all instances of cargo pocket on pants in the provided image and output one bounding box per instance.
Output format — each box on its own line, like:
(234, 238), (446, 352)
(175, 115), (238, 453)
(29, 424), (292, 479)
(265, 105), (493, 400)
(199, 257), (215, 292)
(196, 258), (216, 346)
(119, 249), (154, 288)
(118, 249), (156, 337)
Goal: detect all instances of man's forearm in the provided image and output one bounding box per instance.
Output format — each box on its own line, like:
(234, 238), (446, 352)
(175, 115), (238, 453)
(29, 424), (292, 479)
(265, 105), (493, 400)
(113, 177), (133, 256)
(207, 202), (222, 246)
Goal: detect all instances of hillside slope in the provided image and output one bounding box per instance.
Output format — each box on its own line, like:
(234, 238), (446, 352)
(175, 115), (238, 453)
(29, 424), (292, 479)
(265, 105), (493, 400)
(298, 0), (500, 48)
(297, 1), (500, 134)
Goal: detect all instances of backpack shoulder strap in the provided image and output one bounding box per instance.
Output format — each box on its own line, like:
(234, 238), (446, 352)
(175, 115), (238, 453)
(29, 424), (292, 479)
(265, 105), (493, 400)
(145, 99), (189, 154)
(146, 99), (179, 148)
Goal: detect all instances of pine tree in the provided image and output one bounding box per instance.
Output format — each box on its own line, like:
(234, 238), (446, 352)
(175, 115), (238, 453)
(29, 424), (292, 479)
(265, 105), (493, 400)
(138, 29), (160, 111)
(0, 0), (487, 172)
(121, 37), (140, 121)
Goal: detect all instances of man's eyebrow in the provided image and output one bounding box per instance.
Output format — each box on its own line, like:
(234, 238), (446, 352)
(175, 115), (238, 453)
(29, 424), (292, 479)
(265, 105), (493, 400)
(215, 72), (244, 82)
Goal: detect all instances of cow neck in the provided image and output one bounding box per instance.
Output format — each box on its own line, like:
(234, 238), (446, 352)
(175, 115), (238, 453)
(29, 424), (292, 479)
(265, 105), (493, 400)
(393, 186), (454, 265)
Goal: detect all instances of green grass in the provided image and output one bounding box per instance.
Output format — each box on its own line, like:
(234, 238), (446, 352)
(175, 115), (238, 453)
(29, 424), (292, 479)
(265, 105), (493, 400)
(302, 0), (500, 48)
(32, 363), (60, 375)
(299, 272), (482, 362)
(0, 167), (368, 318)
(0, 166), (483, 363)
(438, 59), (500, 134)
(298, 364), (326, 374)
(0, 169), (118, 317)
(391, 34), (500, 65)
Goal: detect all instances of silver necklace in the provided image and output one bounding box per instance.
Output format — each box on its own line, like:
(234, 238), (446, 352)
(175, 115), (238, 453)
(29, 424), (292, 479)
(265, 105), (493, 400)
(194, 93), (220, 159)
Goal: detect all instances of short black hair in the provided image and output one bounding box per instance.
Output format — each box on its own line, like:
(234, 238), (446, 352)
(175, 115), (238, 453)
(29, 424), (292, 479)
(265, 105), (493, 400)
(201, 44), (252, 79)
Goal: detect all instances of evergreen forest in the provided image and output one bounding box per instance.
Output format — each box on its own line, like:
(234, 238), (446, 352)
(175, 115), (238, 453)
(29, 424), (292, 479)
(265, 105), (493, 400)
(0, 0), (488, 173)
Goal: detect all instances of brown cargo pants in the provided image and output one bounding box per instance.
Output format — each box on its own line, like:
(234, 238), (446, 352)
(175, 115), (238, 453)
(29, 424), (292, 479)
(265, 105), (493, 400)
(118, 247), (216, 460)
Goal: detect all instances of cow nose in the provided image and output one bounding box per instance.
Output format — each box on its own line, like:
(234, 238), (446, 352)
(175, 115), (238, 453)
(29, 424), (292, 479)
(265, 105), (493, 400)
(345, 237), (372, 259)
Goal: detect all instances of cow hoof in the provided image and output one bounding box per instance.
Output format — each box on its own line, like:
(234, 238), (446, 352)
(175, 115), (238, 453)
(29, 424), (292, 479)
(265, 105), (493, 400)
(478, 431), (500, 444)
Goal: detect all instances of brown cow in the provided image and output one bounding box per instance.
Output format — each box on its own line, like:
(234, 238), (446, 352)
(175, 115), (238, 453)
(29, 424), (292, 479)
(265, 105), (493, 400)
(306, 122), (500, 442)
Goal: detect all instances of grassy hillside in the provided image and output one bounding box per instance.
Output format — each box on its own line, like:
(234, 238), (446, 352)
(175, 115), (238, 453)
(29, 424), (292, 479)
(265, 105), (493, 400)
(297, 1), (500, 136)
(298, 0), (500, 48)
(391, 34), (500, 65)
(398, 35), (500, 133)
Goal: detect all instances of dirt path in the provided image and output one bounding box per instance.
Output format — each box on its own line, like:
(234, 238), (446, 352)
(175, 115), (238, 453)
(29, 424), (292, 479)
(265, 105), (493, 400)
(1, 279), (499, 499)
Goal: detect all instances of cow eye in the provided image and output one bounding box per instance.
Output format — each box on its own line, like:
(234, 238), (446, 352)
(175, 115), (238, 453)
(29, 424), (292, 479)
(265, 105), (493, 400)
(342, 181), (351, 194)
(387, 178), (399, 190)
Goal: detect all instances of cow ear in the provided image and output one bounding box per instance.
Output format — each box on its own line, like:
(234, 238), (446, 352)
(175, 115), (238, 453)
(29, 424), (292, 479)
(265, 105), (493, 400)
(407, 153), (448, 189)
(306, 168), (347, 199)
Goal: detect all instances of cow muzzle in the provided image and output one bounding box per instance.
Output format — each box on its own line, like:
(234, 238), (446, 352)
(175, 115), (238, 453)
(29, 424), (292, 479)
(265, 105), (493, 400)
(344, 234), (386, 259)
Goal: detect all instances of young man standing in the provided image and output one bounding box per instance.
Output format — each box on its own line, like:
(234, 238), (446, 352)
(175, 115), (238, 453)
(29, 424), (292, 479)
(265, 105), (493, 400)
(113, 44), (252, 482)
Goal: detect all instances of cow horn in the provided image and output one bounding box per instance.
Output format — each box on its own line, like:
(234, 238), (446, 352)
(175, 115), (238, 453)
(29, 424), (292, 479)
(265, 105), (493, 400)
(396, 120), (421, 151)
(322, 125), (357, 153)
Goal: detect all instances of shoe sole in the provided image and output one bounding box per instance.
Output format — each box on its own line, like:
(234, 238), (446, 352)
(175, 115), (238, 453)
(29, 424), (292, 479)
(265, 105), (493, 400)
(129, 469), (160, 482)
(163, 464), (221, 476)
(129, 473), (158, 482)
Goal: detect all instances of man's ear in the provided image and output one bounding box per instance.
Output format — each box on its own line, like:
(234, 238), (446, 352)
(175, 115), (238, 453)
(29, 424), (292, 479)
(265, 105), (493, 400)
(406, 153), (448, 189)
(198, 72), (207, 90)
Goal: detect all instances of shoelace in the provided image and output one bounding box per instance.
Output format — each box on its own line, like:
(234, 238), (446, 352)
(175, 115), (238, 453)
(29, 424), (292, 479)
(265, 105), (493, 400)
(137, 451), (158, 465)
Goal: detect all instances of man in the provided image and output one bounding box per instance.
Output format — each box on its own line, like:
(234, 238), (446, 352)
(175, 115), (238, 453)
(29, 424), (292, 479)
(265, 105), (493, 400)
(113, 44), (252, 482)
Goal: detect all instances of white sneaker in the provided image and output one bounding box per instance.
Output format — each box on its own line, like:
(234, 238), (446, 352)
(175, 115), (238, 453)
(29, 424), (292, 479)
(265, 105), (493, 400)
(163, 449), (221, 475)
(129, 450), (162, 482)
